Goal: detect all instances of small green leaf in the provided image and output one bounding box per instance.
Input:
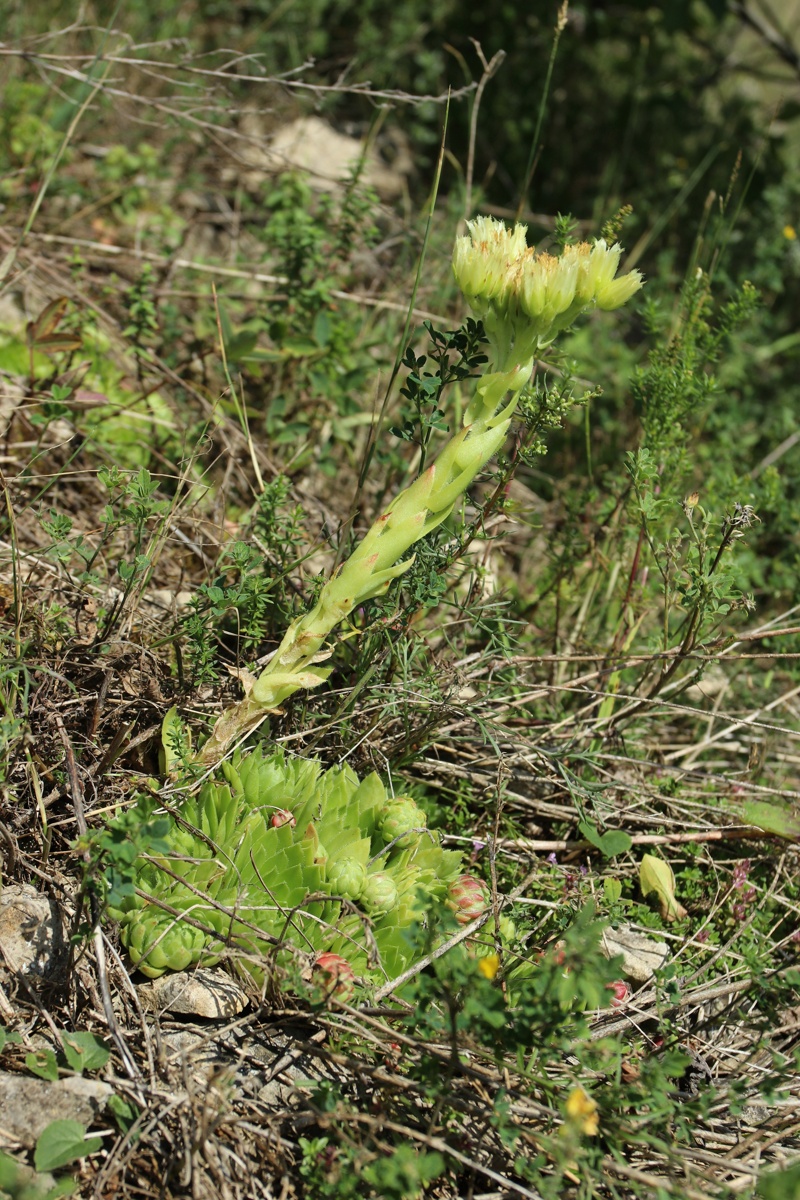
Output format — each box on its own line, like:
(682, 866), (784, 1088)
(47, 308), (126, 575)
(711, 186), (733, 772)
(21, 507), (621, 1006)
(758, 1160), (800, 1200)
(603, 877), (622, 904)
(160, 705), (191, 774)
(34, 1120), (102, 1172)
(313, 311), (331, 348)
(0, 1026), (22, 1054)
(578, 821), (633, 858)
(26, 1049), (59, 1081)
(61, 1032), (110, 1074)
(108, 1093), (139, 1135)
(660, 1049), (692, 1078)
(225, 331), (258, 359)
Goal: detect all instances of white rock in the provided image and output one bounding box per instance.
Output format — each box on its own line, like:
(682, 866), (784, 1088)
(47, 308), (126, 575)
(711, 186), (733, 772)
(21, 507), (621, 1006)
(601, 925), (669, 983)
(235, 114), (411, 199)
(0, 1070), (111, 1150)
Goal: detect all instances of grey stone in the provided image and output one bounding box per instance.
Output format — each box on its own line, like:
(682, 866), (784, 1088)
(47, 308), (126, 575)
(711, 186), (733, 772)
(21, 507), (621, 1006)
(0, 884), (66, 980)
(740, 1103), (770, 1126)
(138, 969), (249, 1018)
(161, 1029), (228, 1071)
(0, 1070), (111, 1150)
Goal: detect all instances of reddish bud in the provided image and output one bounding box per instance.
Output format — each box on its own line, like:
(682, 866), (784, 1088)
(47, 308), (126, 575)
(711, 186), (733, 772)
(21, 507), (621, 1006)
(270, 808), (296, 829)
(607, 980), (630, 1007)
(447, 874), (489, 925)
(313, 952), (355, 1000)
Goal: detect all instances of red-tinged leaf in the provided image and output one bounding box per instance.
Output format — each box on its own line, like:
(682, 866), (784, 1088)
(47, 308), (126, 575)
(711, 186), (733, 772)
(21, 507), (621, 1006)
(33, 333), (83, 354)
(27, 297), (69, 343)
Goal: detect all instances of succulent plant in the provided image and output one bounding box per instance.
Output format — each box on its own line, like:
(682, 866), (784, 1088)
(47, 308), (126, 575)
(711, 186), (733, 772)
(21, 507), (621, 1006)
(110, 748), (465, 984)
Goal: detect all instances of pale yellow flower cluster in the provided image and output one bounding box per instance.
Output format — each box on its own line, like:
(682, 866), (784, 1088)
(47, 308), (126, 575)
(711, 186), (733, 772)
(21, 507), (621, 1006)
(452, 215), (643, 365)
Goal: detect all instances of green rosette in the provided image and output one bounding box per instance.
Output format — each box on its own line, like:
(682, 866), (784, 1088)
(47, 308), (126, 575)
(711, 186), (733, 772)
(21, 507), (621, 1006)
(113, 747), (468, 988)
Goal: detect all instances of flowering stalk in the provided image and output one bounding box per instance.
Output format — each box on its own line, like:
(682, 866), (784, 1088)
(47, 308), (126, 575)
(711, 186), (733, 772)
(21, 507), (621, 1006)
(198, 218), (642, 763)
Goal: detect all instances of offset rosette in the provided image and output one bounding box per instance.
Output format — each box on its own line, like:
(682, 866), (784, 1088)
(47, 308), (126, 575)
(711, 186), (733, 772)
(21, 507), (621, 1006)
(125, 912), (208, 977)
(447, 874), (490, 925)
(326, 856), (368, 901)
(361, 872), (399, 915)
(377, 797), (427, 850)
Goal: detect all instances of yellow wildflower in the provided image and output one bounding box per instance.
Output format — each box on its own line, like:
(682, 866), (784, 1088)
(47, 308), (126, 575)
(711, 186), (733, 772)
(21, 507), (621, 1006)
(784, 225), (796, 240)
(564, 1086), (599, 1136)
(477, 953), (501, 981)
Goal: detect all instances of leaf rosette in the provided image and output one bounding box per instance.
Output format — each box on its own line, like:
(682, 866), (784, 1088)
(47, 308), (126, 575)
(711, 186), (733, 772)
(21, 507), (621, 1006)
(112, 748), (464, 986)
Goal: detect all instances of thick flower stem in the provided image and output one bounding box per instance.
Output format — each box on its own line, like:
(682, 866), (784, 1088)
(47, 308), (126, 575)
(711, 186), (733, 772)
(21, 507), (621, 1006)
(196, 216), (643, 765)
(196, 363), (532, 764)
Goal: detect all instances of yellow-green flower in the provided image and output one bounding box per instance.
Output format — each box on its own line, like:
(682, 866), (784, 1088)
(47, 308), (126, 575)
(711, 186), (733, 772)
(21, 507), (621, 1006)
(452, 216), (643, 366)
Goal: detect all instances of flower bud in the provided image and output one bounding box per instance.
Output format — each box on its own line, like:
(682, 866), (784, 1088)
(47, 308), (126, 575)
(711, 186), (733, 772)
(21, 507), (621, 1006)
(326, 856), (367, 900)
(378, 797), (426, 850)
(607, 980), (630, 1008)
(447, 874), (489, 924)
(313, 952), (355, 1000)
(270, 808), (296, 829)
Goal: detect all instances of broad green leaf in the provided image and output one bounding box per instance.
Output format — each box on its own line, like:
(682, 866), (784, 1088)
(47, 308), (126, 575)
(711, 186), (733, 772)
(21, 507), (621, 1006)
(597, 830), (633, 856)
(34, 1121), (102, 1172)
(0, 1150), (75, 1200)
(26, 1049), (59, 1081)
(743, 800), (800, 841)
(758, 1160), (800, 1200)
(579, 821), (633, 858)
(61, 1032), (110, 1074)
(639, 853), (688, 922)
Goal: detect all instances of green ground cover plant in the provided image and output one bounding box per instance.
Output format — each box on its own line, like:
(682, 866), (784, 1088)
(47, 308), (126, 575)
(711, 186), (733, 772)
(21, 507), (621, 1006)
(0, 4), (798, 1200)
